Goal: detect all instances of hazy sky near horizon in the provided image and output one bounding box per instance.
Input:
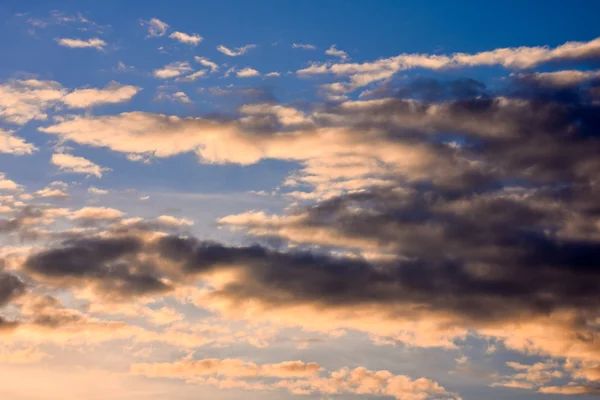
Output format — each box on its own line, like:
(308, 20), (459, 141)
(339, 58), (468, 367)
(2, 1), (600, 399)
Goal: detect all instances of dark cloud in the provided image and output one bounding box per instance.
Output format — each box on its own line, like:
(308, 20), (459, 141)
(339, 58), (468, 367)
(0, 272), (26, 307)
(23, 236), (171, 298)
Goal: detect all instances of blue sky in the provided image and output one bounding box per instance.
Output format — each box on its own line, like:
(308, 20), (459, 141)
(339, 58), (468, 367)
(1, 1), (600, 399)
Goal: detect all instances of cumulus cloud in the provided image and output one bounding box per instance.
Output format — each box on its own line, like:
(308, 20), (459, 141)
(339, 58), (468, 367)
(0, 79), (65, 125)
(55, 38), (106, 50)
(0, 128), (37, 155)
(169, 31), (202, 45)
(0, 172), (22, 191)
(51, 153), (109, 178)
(236, 67), (260, 78)
(62, 82), (141, 108)
(217, 44), (256, 56)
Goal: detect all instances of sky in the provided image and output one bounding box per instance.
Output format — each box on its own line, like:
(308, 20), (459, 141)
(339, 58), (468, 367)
(1, 1), (600, 399)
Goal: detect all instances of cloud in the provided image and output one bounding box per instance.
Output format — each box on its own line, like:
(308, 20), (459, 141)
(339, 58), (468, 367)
(298, 36), (600, 93)
(169, 31), (202, 45)
(131, 356), (458, 400)
(216, 44), (256, 56)
(34, 185), (69, 199)
(0, 172), (22, 191)
(265, 72), (280, 77)
(62, 82), (141, 108)
(292, 43), (316, 50)
(194, 56), (219, 73)
(68, 206), (125, 221)
(515, 69), (600, 87)
(236, 68), (260, 78)
(326, 45), (349, 61)
(176, 70), (207, 82)
(0, 79), (65, 125)
(55, 38), (106, 50)
(0, 272), (26, 307)
(153, 62), (193, 79)
(0, 128), (37, 155)
(131, 356), (321, 379)
(87, 187), (108, 195)
(155, 90), (192, 104)
(145, 18), (169, 37)
(51, 153), (109, 178)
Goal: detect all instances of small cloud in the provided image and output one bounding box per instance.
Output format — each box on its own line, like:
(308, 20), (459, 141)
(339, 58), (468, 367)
(265, 72), (280, 77)
(176, 70), (207, 82)
(217, 44), (256, 57)
(292, 43), (316, 50)
(155, 88), (192, 104)
(169, 31), (202, 46)
(0, 128), (38, 155)
(325, 44), (349, 61)
(88, 187), (109, 195)
(51, 153), (109, 178)
(115, 61), (135, 72)
(145, 18), (169, 37)
(55, 37), (106, 51)
(153, 61), (192, 79)
(236, 67), (260, 78)
(139, 195), (150, 201)
(0, 172), (22, 191)
(194, 56), (219, 73)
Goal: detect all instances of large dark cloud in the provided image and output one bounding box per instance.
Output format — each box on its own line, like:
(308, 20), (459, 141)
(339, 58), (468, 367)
(6, 79), (600, 332)
(23, 236), (171, 298)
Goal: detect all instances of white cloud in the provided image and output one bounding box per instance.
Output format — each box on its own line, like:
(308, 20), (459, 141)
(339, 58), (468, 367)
(68, 206), (124, 221)
(216, 44), (256, 57)
(265, 72), (280, 77)
(62, 82), (141, 108)
(145, 18), (169, 37)
(0, 128), (37, 155)
(0, 79), (65, 125)
(34, 185), (69, 199)
(169, 31), (202, 45)
(51, 153), (109, 178)
(153, 62), (193, 79)
(0, 172), (21, 191)
(326, 44), (349, 61)
(55, 38), (106, 50)
(194, 57), (219, 73)
(293, 43), (316, 50)
(236, 68), (260, 78)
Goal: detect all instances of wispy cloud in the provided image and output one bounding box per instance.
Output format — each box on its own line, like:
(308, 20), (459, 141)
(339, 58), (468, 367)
(144, 18), (169, 37)
(217, 44), (256, 56)
(194, 56), (219, 73)
(153, 61), (193, 79)
(293, 43), (316, 50)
